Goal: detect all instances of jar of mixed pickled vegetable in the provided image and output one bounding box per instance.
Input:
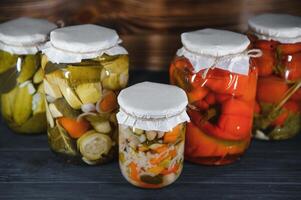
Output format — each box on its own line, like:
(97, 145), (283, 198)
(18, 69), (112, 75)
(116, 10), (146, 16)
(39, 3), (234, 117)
(248, 14), (301, 140)
(0, 17), (57, 134)
(117, 82), (189, 188)
(41, 24), (129, 165)
(170, 29), (261, 165)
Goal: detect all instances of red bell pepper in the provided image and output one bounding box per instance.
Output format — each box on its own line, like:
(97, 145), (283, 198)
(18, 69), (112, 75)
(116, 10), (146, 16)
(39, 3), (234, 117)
(281, 52), (301, 81)
(185, 122), (250, 159)
(277, 43), (301, 55)
(256, 75), (289, 104)
(188, 97), (253, 141)
(252, 49), (275, 77)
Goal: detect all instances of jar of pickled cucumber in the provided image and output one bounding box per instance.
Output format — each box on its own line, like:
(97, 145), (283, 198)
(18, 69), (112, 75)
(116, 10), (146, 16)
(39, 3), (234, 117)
(248, 14), (301, 140)
(117, 82), (189, 188)
(0, 17), (57, 134)
(170, 29), (261, 165)
(41, 24), (129, 165)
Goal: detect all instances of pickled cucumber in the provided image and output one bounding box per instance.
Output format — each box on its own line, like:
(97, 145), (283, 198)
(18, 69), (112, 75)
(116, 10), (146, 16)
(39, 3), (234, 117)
(12, 84), (33, 126)
(11, 113), (47, 134)
(0, 50), (17, 73)
(75, 82), (102, 104)
(77, 130), (112, 161)
(17, 55), (39, 83)
(100, 55), (129, 74)
(66, 66), (102, 87)
(48, 121), (77, 156)
(52, 98), (80, 118)
(1, 87), (18, 120)
(33, 67), (44, 84)
(0, 66), (18, 93)
(56, 78), (82, 109)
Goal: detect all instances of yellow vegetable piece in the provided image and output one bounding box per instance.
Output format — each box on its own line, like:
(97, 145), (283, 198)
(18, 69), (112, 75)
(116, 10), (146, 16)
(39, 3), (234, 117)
(77, 130), (112, 161)
(56, 78), (82, 109)
(75, 82), (102, 104)
(11, 112), (47, 134)
(17, 55), (38, 83)
(32, 93), (45, 115)
(33, 67), (44, 84)
(0, 50), (17, 73)
(1, 87), (18, 120)
(12, 84), (33, 126)
(147, 166), (165, 176)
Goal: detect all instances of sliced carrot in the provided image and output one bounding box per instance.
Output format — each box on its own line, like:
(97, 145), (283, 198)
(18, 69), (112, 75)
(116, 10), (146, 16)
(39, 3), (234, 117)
(128, 162), (140, 182)
(161, 163), (180, 175)
(163, 125), (181, 143)
(169, 149), (177, 158)
(58, 117), (90, 139)
(150, 153), (170, 165)
(278, 43), (301, 55)
(152, 144), (168, 154)
(99, 91), (118, 112)
(256, 75), (289, 104)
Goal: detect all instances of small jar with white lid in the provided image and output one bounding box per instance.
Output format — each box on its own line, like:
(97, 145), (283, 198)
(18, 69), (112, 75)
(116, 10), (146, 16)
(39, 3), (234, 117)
(170, 29), (260, 165)
(117, 82), (189, 188)
(41, 24), (129, 165)
(248, 14), (301, 140)
(0, 17), (57, 134)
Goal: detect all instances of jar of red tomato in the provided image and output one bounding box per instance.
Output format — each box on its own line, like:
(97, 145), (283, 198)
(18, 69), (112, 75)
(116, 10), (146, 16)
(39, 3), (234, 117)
(248, 14), (301, 140)
(170, 29), (261, 165)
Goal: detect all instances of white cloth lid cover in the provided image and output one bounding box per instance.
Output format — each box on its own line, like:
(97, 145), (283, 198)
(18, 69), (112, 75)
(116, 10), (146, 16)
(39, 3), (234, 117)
(0, 17), (57, 55)
(248, 14), (301, 43)
(177, 28), (253, 75)
(116, 82), (190, 132)
(41, 24), (128, 63)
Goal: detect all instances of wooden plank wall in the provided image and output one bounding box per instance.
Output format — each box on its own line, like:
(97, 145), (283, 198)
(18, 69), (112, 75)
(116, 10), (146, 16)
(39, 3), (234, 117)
(0, 0), (301, 70)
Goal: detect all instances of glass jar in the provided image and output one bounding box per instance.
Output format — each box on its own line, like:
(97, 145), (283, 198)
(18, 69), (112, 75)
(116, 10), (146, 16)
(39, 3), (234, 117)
(170, 29), (259, 165)
(117, 82), (189, 188)
(42, 25), (129, 165)
(0, 17), (57, 134)
(248, 14), (301, 140)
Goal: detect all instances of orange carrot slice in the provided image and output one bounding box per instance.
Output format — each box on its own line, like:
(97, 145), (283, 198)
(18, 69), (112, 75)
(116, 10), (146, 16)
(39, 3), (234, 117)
(128, 162), (140, 182)
(99, 91), (117, 112)
(163, 125), (181, 143)
(58, 117), (90, 139)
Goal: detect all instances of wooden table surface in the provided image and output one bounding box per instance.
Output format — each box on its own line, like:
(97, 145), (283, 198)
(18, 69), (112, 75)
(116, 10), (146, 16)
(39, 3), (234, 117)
(0, 70), (300, 200)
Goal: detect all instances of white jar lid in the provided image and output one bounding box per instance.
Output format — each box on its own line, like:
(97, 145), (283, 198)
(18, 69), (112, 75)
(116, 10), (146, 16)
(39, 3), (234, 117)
(181, 28), (250, 57)
(248, 14), (301, 43)
(117, 82), (190, 132)
(177, 29), (258, 75)
(41, 24), (128, 63)
(0, 17), (57, 55)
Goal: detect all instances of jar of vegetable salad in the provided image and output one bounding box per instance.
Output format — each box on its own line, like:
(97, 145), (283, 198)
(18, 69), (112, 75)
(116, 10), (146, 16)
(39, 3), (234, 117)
(170, 29), (261, 165)
(41, 24), (129, 165)
(0, 17), (57, 134)
(248, 14), (301, 140)
(117, 82), (189, 188)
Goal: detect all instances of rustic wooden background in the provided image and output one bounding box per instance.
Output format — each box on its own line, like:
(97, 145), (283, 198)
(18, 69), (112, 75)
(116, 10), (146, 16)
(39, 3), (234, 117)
(0, 0), (301, 70)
